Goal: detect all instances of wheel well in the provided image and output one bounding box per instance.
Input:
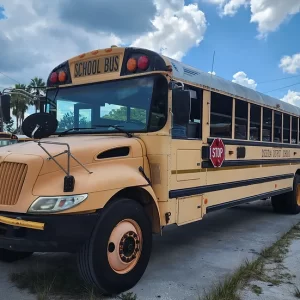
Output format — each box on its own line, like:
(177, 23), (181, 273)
(108, 187), (161, 234)
(296, 170), (300, 176)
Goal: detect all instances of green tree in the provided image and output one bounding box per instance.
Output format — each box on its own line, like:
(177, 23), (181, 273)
(4, 118), (15, 133)
(27, 77), (46, 113)
(10, 83), (29, 129)
(58, 111), (91, 131)
(103, 106), (146, 123)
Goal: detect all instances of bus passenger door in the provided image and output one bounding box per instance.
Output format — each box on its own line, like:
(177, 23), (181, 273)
(170, 87), (204, 225)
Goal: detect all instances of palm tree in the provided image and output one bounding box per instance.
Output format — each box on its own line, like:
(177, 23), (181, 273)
(28, 77), (46, 113)
(10, 83), (29, 129)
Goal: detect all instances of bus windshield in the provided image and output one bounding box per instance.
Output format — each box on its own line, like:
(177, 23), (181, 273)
(46, 75), (168, 135)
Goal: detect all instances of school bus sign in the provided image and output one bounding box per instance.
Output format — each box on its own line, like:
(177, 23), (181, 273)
(210, 138), (225, 167)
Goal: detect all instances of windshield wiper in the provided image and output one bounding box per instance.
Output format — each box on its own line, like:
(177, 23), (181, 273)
(93, 125), (133, 138)
(58, 127), (96, 136)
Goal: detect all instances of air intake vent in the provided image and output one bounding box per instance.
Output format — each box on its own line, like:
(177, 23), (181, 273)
(0, 162), (28, 205)
(97, 147), (130, 159)
(183, 67), (199, 77)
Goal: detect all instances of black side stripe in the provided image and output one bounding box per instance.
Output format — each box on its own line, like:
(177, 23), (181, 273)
(169, 173), (293, 199)
(206, 188), (292, 213)
(202, 159), (300, 168)
(207, 137), (300, 149)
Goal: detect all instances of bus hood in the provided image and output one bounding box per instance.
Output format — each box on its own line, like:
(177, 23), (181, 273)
(0, 135), (144, 175)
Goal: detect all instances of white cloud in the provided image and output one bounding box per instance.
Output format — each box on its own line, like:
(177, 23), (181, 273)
(131, 0), (207, 61)
(207, 0), (300, 37)
(281, 90), (300, 106)
(232, 71), (257, 90)
(279, 53), (300, 74)
(0, 0), (207, 91)
(208, 71), (216, 75)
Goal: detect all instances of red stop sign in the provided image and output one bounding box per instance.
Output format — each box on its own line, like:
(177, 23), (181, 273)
(210, 138), (225, 167)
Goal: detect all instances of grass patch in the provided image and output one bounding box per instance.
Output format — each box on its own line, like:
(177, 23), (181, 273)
(200, 223), (300, 300)
(10, 260), (139, 300)
(250, 284), (262, 296)
(10, 264), (102, 299)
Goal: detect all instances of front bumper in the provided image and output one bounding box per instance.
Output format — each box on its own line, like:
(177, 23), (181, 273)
(0, 211), (101, 252)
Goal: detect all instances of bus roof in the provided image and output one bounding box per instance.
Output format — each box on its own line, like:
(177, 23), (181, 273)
(165, 56), (300, 116)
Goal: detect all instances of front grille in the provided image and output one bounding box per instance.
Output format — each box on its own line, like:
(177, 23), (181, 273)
(0, 162), (28, 205)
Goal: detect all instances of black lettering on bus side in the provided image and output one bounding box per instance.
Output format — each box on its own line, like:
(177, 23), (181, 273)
(75, 62), (83, 77)
(114, 56), (119, 71)
(283, 150), (291, 157)
(104, 58), (109, 73)
(87, 61), (92, 75)
(74, 63), (79, 77)
(92, 60), (97, 74)
(262, 149), (272, 158)
(82, 62), (87, 76)
(104, 56), (119, 73)
(96, 59), (101, 74)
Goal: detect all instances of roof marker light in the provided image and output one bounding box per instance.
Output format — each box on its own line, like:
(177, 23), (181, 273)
(58, 71), (67, 82)
(50, 72), (58, 83)
(127, 58), (137, 72)
(138, 56), (149, 70)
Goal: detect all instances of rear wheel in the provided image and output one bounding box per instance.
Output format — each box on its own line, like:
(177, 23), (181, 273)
(0, 249), (33, 262)
(77, 198), (152, 295)
(272, 174), (300, 214)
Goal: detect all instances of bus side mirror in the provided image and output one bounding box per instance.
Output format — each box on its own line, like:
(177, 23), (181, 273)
(0, 95), (11, 123)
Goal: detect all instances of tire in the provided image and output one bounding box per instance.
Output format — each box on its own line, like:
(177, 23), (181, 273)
(272, 174), (300, 214)
(0, 249), (33, 263)
(271, 193), (286, 213)
(77, 198), (152, 295)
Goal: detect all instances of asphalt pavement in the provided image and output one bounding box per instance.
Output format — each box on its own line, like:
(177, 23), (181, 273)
(1, 199), (300, 300)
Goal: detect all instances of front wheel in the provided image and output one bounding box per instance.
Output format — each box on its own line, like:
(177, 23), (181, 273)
(77, 198), (152, 295)
(0, 249), (33, 262)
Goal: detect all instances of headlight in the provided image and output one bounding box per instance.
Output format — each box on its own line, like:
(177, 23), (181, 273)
(28, 194), (88, 213)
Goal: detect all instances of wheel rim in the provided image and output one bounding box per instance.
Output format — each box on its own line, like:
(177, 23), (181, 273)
(297, 184), (300, 206)
(107, 219), (142, 274)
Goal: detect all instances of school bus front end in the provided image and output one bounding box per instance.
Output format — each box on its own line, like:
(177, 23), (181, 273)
(0, 46), (172, 295)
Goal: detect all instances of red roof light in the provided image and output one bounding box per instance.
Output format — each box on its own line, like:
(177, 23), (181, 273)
(50, 72), (58, 83)
(138, 56), (149, 70)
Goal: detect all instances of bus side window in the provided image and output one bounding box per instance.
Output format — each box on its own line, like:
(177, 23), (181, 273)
(171, 89), (191, 139)
(210, 92), (232, 139)
(283, 114), (290, 144)
(292, 117), (297, 144)
(187, 88), (202, 139)
(235, 99), (248, 140)
(263, 108), (272, 142)
(274, 111), (282, 143)
(250, 104), (261, 141)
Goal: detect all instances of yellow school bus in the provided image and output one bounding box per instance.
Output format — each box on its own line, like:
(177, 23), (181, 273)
(0, 46), (300, 295)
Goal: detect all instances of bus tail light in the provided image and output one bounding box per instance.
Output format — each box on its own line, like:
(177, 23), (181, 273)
(137, 56), (149, 70)
(127, 58), (137, 72)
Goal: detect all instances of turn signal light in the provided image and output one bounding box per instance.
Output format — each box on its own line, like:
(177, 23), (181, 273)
(127, 58), (137, 72)
(58, 71), (67, 82)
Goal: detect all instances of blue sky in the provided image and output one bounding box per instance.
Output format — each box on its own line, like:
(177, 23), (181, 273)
(184, 1), (300, 100)
(0, 0), (300, 117)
